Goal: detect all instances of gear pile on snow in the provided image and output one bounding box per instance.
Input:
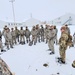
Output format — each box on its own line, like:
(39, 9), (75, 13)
(0, 57), (15, 75)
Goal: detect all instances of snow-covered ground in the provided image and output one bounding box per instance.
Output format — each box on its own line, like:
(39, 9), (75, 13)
(0, 25), (75, 75)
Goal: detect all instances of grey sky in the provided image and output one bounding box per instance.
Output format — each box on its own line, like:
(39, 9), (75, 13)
(0, 0), (75, 22)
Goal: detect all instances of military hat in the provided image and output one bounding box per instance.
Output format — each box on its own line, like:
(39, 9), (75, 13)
(61, 26), (66, 30)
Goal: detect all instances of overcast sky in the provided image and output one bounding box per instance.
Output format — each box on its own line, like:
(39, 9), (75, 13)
(0, 0), (75, 22)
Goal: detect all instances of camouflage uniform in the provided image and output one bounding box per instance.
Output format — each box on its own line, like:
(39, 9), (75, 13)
(14, 27), (20, 43)
(35, 25), (40, 43)
(2, 26), (8, 45)
(0, 58), (13, 75)
(40, 25), (44, 42)
(5, 28), (13, 50)
(19, 27), (25, 44)
(11, 28), (16, 45)
(44, 25), (49, 43)
(59, 26), (69, 63)
(0, 31), (5, 52)
(24, 26), (31, 43)
(31, 26), (37, 45)
(73, 33), (75, 46)
(47, 26), (56, 54)
(53, 26), (58, 45)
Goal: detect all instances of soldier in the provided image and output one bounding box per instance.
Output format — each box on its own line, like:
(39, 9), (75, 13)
(14, 26), (20, 43)
(5, 28), (13, 50)
(19, 27), (25, 44)
(53, 25), (58, 45)
(24, 26), (31, 43)
(0, 31), (6, 52)
(2, 25), (8, 45)
(40, 25), (44, 42)
(59, 26), (69, 64)
(11, 28), (16, 45)
(44, 25), (49, 43)
(31, 26), (37, 45)
(35, 25), (40, 43)
(47, 25), (56, 54)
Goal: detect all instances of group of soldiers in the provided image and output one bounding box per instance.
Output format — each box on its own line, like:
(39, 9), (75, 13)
(0, 24), (75, 64)
(0, 24), (58, 51)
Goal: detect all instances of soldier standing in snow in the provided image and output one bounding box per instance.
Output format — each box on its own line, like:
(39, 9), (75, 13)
(0, 31), (6, 52)
(53, 25), (58, 45)
(35, 25), (40, 43)
(44, 25), (49, 44)
(31, 26), (37, 45)
(19, 27), (25, 44)
(24, 26), (31, 43)
(14, 26), (20, 43)
(59, 26), (69, 64)
(5, 28), (13, 50)
(40, 25), (44, 42)
(47, 25), (56, 54)
(2, 25), (8, 45)
(11, 28), (16, 45)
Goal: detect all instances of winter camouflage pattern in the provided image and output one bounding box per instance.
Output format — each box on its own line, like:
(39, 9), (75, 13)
(59, 32), (69, 62)
(0, 58), (15, 75)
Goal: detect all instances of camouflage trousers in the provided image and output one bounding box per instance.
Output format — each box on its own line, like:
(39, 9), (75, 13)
(48, 39), (54, 52)
(32, 35), (37, 45)
(20, 35), (25, 42)
(59, 46), (67, 62)
(6, 39), (13, 49)
(12, 36), (16, 45)
(0, 41), (3, 50)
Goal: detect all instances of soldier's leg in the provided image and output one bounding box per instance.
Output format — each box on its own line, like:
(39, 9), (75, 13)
(5, 38), (7, 45)
(48, 40), (51, 50)
(14, 36), (17, 44)
(45, 37), (48, 44)
(34, 36), (37, 45)
(38, 35), (40, 42)
(49, 40), (54, 53)
(0, 43), (5, 52)
(6, 41), (10, 50)
(23, 36), (25, 44)
(59, 47), (66, 63)
(17, 35), (19, 42)
(20, 36), (22, 44)
(41, 35), (44, 42)
(62, 50), (66, 62)
(29, 37), (30, 41)
(26, 37), (28, 43)
(56, 35), (58, 45)
(9, 40), (13, 48)
(12, 37), (14, 45)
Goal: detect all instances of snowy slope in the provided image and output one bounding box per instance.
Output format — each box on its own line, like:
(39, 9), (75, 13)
(0, 25), (75, 75)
